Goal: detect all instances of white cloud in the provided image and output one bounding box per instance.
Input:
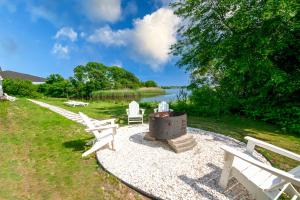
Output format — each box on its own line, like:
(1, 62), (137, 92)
(88, 26), (129, 46)
(83, 0), (121, 23)
(131, 7), (180, 70)
(87, 8), (180, 70)
(55, 27), (78, 42)
(28, 5), (57, 25)
(52, 43), (69, 58)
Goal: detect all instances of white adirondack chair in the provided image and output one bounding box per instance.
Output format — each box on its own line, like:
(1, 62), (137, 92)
(154, 101), (173, 113)
(126, 101), (145, 124)
(219, 136), (300, 200)
(79, 112), (118, 157)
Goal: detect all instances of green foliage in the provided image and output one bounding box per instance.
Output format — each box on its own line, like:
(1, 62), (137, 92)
(38, 74), (71, 98)
(46, 74), (65, 84)
(143, 80), (158, 87)
(70, 62), (142, 99)
(171, 0), (300, 133)
(3, 78), (40, 98)
(39, 62), (143, 99)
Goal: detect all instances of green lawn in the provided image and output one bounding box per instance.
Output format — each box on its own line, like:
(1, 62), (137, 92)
(0, 99), (144, 200)
(1, 98), (299, 199)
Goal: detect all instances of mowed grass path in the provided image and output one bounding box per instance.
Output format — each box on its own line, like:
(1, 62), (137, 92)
(41, 98), (300, 171)
(0, 99), (144, 200)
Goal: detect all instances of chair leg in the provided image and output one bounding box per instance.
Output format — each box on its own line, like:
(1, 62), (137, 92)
(219, 151), (234, 189)
(111, 140), (115, 151)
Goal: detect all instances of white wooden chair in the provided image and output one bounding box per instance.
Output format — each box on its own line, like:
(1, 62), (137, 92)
(79, 112), (118, 157)
(126, 101), (145, 124)
(219, 136), (300, 200)
(64, 100), (89, 107)
(154, 101), (173, 113)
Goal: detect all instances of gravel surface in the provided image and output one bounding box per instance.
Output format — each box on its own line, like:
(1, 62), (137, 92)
(97, 124), (269, 200)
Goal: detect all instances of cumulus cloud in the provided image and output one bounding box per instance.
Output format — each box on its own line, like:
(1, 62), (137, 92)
(83, 0), (121, 23)
(131, 8), (180, 69)
(87, 8), (180, 70)
(88, 26), (129, 46)
(52, 43), (69, 58)
(55, 27), (78, 42)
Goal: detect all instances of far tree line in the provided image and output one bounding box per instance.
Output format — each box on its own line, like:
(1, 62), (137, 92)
(3, 62), (158, 99)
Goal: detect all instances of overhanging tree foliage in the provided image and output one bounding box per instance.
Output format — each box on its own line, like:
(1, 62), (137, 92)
(171, 0), (300, 133)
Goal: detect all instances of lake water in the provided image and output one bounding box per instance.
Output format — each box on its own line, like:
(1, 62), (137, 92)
(140, 88), (189, 103)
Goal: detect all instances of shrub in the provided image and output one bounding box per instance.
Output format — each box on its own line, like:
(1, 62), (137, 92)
(3, 78), (41, 98)
(143, 80), (158, 87)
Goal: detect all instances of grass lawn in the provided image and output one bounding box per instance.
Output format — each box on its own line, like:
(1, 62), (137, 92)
(40, 97), (300, 171)
(0, 99), (144, 200)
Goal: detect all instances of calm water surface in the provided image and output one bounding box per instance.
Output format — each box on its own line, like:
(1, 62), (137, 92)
(140, 88), (190, 103)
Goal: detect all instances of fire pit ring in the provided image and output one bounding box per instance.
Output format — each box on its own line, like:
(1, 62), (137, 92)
(149, 112), (187, 140)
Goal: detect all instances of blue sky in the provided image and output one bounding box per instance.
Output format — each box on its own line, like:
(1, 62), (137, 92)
(0, 0), (189, 86)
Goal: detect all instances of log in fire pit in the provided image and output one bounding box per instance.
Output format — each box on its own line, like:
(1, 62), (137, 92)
(146, 111), (196, 153)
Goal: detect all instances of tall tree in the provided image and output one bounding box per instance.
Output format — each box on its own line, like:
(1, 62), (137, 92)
(171, 0), (300, 132)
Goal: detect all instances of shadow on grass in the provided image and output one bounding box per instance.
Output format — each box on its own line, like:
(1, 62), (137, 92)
(63, 139), (91, 151)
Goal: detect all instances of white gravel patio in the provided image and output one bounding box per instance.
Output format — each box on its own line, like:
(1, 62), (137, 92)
(97, 124), (269, 200)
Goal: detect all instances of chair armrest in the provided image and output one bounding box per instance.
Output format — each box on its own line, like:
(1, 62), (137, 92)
(126, 109), (129, 115)
(140, 109), (145, 115)
(85, 124), (119, 132)
(245, 136), (300, 162)
(221, 145), (300, 187)
(94, 118), (116, 125)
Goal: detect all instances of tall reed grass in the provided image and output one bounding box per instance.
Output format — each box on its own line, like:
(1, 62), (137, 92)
(92, 88), (165, 100)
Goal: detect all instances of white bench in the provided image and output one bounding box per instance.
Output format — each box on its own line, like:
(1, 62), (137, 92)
(64, 100), (89, 107)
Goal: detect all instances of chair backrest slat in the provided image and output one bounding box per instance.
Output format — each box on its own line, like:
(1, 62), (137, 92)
(79, 112), (103, 140)
(158, 101), (169, 112)
(79, 112), (95, 129)
(128, 101), (139, 115)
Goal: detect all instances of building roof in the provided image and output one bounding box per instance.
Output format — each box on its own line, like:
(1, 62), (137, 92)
(0, 70), (46, 82)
